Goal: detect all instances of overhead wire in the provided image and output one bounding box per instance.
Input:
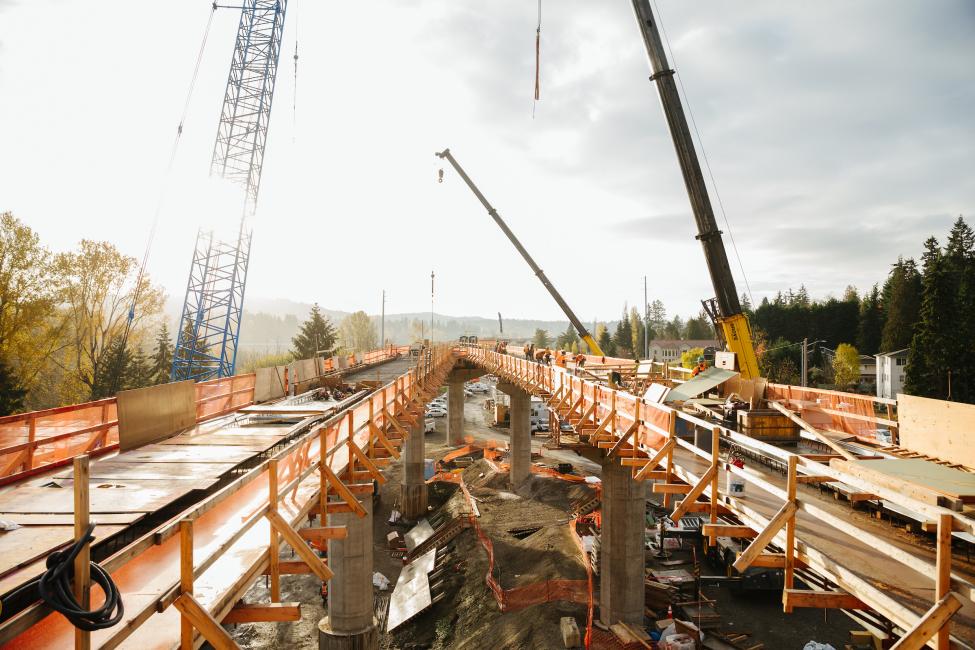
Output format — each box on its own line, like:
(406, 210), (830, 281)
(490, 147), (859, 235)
(292, 0), (299, 142)
(108, 4), (218, 393)
(650, 0), (755, 310)
(532, 0), (541, 118)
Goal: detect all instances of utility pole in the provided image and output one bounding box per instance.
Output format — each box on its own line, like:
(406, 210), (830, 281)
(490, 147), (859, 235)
(801, 337), (808, 388)
(381, 289), (386, 349)
(430, 270), (435, 344)
(644, 275), (649, 360)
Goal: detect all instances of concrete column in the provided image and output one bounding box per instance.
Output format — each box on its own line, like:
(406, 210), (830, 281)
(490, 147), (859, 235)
(447, 379), (465, 445)
(319, 495), (378, 650)
(599, 456), (646, 627)
(399, 420), (427, 520)
(508, 388), (531, 486)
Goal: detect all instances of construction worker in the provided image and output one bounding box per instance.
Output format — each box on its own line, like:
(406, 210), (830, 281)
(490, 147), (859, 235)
(573, 353), (586, 374)
(555, 350), (567, 368)
(692, 355), (708, 377)
(544, 350), (553, 366)
(535, 348), (546, 363)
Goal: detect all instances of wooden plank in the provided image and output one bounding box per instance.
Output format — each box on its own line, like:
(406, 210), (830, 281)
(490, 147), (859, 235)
(117, 381), (196, 451)
(899, 394), (975, 470)
(120, 444), (257, 464)
(783, 589), (868, 610)
(179, 520), (193, 650)
(0, 483), (207, 514)
(846, 458), (975, 500)
(830, 459), (966, 509)
(889, 593), (962, 650)
(936, 514), (951, 649)
(298, 526), (348, 544)
(73, 456), (91, 650)
(671, 465), (717, 522)
(750, 553), (786, 568)
(53, 461), (237, 481)
(172, 593), (236, 650)
(222, 602), (301, 624)
(0, 512), (142, 526)
(732, 501), (797, 572)
(769, 401), (856, 461)
(159, 433), (284, 447)
(701, 524), (755, 538)
(652, 483), (692, 494)
(633, 439), (676, 481)
(263, 560), (323, 575)
(266, 510), (334, 581)
(0, 524), (126, 580)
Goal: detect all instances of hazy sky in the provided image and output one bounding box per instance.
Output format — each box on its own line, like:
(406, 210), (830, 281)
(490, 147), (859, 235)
(1, 1), (972, 322)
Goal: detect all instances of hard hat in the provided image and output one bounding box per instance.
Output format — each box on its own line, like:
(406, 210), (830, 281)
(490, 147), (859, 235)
(697, 356), (705, 362)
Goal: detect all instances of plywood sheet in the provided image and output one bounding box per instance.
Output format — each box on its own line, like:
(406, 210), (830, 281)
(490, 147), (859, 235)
(665, 368), (739, 403)
(404, 519), (434, 552)
(850, 459), (975, 498)
(158, 433), (284, 448)
(254, 366), (286, 403)
(0, 524), (125, 580)
(118, 444), (257, 464)
(0, 481), (206, 513)
(52, 461), (236, 481)
(0, 512), (142, 526)
(898, 394), (975, 469)
(117, 380), (197, 451)
(239, 400), (337, 415)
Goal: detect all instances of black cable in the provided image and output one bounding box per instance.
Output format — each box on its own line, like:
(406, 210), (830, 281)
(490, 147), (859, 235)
(2, 524), (123, 631)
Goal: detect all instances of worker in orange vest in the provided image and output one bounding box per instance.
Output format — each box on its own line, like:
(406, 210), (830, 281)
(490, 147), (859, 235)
(555, 351), (567, 368)
(692, 355), (708, 377)
(573, 353), (586, 375)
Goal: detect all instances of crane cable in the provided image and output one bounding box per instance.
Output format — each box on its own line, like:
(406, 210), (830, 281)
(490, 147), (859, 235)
(532, 0), (541, 118)
(650, 0), (755, 309)
(292, 0), (299, 142)
(108, 4), (217, 394)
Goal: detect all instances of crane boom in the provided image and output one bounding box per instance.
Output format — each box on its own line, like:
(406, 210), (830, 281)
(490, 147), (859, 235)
(436, 148), (604, 357)
(630, 1), (760, 379)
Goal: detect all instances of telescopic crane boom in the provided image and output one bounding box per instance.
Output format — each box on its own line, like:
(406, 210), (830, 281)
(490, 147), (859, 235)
(436, 148), (604, 356)
(630, 1), (760, 379)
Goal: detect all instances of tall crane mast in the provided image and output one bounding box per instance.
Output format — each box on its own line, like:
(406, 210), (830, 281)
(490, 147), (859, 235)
(630, 1), (760, 379)
(436, 149), (605, 357)
(171, 0), (289, 382)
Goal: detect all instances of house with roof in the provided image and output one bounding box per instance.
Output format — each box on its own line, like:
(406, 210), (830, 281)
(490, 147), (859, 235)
(875, 349), (909, 399)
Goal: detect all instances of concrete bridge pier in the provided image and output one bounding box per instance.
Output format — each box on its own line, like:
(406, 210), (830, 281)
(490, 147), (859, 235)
(400, 419), (427, 520)
(497, 381), (531, 486)
(599, 456), (647, 627)
(319, 494), (378, 650)
(447, 377), (465, 445)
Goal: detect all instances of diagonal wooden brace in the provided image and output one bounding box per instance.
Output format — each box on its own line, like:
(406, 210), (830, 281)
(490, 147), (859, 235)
(266, 510), (334, 581)
(670, 465), (717, 522)
(608, 421), (639, 458)
(369, 422), (401, 459)
(173, 592), (238, 650)
(889, 592), (961, 650)
(732, 500), (798, 573)
(633, 438), (676, 481)
(320, 462), (367, 518)
(348, 440), (385, 485)
(382, 406), (411, 440)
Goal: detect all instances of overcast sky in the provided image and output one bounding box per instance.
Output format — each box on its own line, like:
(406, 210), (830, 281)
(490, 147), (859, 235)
(1, 1), (972, 322)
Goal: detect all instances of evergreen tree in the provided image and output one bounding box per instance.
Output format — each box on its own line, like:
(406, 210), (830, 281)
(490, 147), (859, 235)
(556, 324), (578, 349)
(614, 307), (633, 357)
(663, 315), (684, 339)
(647, 300), (666, 338)
(880, 258), (922, 352)
(629, 307), (645, 358)
(0, 356), (26, 416)
(91, 337), (152, 399)
(596, 324), (615, 356)
(905, 238), (953, 398)
(856, 284), (884, 356)
(150, 323), (173, 384)
(292, 303), (337, 358)
(684, 313), (714, 340)
(532, 328), (551, 349)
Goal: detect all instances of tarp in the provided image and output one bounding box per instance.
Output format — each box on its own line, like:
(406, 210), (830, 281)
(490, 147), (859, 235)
(664, 367), (738, 403)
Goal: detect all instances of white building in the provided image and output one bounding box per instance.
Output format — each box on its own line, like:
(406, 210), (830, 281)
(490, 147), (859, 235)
(858, 355), (877, 385)
(648, 339), (719, 364)
(875, 349), (909, 399)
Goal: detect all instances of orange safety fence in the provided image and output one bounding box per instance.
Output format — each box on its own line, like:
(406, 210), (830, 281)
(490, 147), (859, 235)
(0, 345), (408, 485)
(766, 383), (898, 442)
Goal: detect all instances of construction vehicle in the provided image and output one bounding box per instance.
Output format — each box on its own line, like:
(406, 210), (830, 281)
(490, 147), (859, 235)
(630, 1), (760, 379)
(436, 148), (605, 356)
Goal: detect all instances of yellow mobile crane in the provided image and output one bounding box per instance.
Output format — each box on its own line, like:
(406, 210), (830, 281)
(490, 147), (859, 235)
(631, 1), (760, 379)
(436, 149), (605, 357)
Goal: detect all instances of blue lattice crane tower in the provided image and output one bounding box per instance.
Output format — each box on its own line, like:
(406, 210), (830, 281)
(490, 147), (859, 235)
(172, 1), (288, 382)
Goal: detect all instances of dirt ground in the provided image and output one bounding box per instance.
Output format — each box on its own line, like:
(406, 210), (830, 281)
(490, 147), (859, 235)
(230, 386), (876, 650)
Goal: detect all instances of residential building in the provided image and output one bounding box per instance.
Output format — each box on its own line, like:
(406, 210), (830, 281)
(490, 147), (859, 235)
(648, 339), (719, 364)
(875, 349), (909, 399)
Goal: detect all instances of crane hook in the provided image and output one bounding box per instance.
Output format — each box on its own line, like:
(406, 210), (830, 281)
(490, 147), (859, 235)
(437, 168), (444, 184)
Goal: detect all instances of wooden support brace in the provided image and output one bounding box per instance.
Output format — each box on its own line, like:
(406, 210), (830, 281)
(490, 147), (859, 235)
(173, 593), (237, 650)
(299, 526), (348, 544)
(223, 602), (301, 624)
(264, 560), (324, 575)
(632, 438), (676, 481)
(889, 593), (962, 650)
(750, 553), (787, 568)
(266, 510), (334, 581)
(796, 475), (833, 484)
(591, 409), (616, 438)
(672, 501), (733, 515)
(320, 462), (367, 517)
(608, 421), (639, 458)
(783, 589), (868, 610)
(769, 401), (856, 462)
(732, 500), (797, 573)
(383, 407), (410, 439)
(348, 440), (385, 484)
(369, 422), (401, 459)
(653, 483), (693, 494)
(670, 466), (717, 521)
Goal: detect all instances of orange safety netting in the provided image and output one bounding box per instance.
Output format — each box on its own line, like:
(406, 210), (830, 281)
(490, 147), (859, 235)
(766, 383), (894, 441)
(195, 373), (257, 421)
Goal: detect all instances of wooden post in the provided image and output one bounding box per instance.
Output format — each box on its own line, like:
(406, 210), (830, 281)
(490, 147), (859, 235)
(632, 400), (641, 462)
(783, 455), (798, 612)
(268, 459), (281, 602)
(346, 412), (354, 481)
(709, 426), (720, 542)
(319, 427), (328, 527)
(664, 411), (677, 509)
(936, 513), (952, 649)
(25, 416), (36, 470)
(73, 455), (91, 650)
(180, 519), (194, 650)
